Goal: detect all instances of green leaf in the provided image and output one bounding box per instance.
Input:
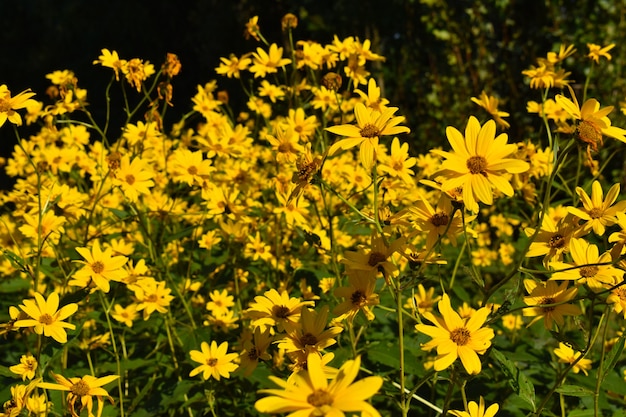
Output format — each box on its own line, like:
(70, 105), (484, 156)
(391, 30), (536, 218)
(600, 332), (625, 384)
(566, 410), (595, 417)
(491, 349), (536, 411)
(0, 277), (30, 293)
(556, 385), (594, 397)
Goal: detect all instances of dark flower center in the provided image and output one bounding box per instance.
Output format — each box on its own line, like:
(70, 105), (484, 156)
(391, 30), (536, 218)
(91, 261), (105, 274)
(450, 327), (471, 346)
(466, 155), (487, 175)
(368, 251), (387, 267)
(360, 123), (380, 138)
(272, 305), (291, 319)
(549, 234), (565, 249)
(579, 266), (598, 278)
(39, 313), (53, 325)
(307, 389), (333, 407)
(70, 380), (90, 396)
(351, 290), (367, 307)
(300, 332), (318, 347)
(430, 212), (450, 227)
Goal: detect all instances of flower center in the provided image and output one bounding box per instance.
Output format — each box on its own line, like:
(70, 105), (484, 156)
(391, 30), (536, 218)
(278, 142), (295, 153)
(70, 380), (90, 396)
(0, 98), (11, 112)
(450, 327), (471, 346)
(540, 297), (556, 312)
(430, 212), (449, 227)
(615, 287), (626, 300)
(579, 265), (598, 278)
(351, 290), (367, 307)
(549, 234), (565, 249)
(300, 332), (318, 347)
(91, 261), (105, 274)
(207, 358), (218, 366)
(39, 313), (54, 325)
(576, 121), (602, 148)
(187, 166), (198, 176)
(272, 305), (291, 319)
(248, 347), (259, 361)
(466, 155), (487, 175)
(145, 294), (159, 303)
(588, 208), (603, 219)
(368, 251), (387, 267)
(359, 123), (380, 138)
(125, 174), (136, 185)
(307, 389), (333, 407)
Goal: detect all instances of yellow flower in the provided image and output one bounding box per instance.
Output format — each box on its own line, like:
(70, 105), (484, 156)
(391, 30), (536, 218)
(432, 116), (529, 213)
(326, 102), (410, 170)
(549, 238), (623, 291)
(607, 285), (626, 318)
(258, 80), (285, 103)
(244, 15), (261, 41)
(110, 304), (139, 328)
(132, 277), (174, 320)
(415, 294), (494, 375)
(524, 213), (581, 266)
(249, 44), (291, 78)
(255, 353), (383, 417)
(341, 232), (405, 280)
(93, 48), (125, 80)
(277, 306), (343, 358)
(379, 137), (417, 184)
(38, 372), (118, 417)
(555, 86), (626, 161)
(111, 155), (155, 203)
(121, 58), (155, 92)
(9, 354), (38, 381)
(266, 124), (303, 164)
(245, 289), (313, 333)
(354, 78), (390, 112)
(189, 341), (239, 381)
(587, 43), (615, 64)
(205, 289), (235, 316)
(410, 193), (473, 249)
(567, 181), (626, 236)
(471, 91), (510, 129)
(169, 148), (213, 186)
(14, 292), (78, 344)
(215, 54), (252, 79)
(406, 284), (441, 315)
(333, 270), (380, 322)
(0, 84), (37, 128)
(71, 240), (128, 293)
(238, 328), (273, 377)
(523, 279), (582, 329)
(450, 396), (499, 417)
(553, 342), (592, 375)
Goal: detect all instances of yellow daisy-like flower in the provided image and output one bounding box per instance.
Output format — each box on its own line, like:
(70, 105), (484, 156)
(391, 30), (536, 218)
(471, 91), (510, 129)
(249, 44), (291, 78)
(523, 279), (582, 329)
(333, 270), (380, 322)
(189, 340), (239, 381)
(93, 48), (125, 80)
(71, 240), (128, 293)
(550, 237), (623, 290)
(450, 396), (499, 417)
(215, 54), (252, 79)
(406, 284), (441, 316)
(553, 342), (592, 375)
(432, 116), (529, 213)
(587, 43), (615, 64)
(555, 86), (626, 159)
(277, 305), (343, 357)
(326, 102), (410, 170)
(111, 155), (155, 203)
(255, 353), (383, 417)
(9, 354), (38, 381)
(567, 181), (626, 236)
(38, 372), (118, 417)
(246, 289), (314, 333)
(14, 292), (78, 344)
(607, 284), (626, 318)
(0, 84), (38, 128)
(415, 294), (494, 375)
